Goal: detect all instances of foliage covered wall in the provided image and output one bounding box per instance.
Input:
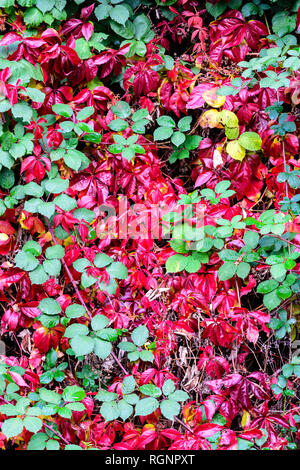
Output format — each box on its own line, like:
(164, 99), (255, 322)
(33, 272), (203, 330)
(0, 0), (299, 451)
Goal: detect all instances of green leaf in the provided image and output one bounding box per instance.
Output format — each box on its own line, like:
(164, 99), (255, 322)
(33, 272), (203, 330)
(257, 279), (279, 294)
(39, 387), (61, 404)
(110, 5), (129, 25)
(270, 263), (286, 280)
(15, 251), (39, 272)
(218, 249), (239, 261)
(111, 101), (131, 118)
(178, 116), (192, 132)
(65, 402), (85, 411)
(81, 272), (97, 289)
(12, 102), (33, 123)
(108, 119), (128, 131)
(37, 0), (55, 13)
(243, 231), (260, 249)
(122, 375), (136, 395)
(24, 182), (44, 198)
(139, 384), (162, 398)
(118, 399), (133, 421)
(96, 390), (118, 402)
(100, 401), (119, 421)
(54, 194), (77, 211)
(184, 134), (201, 150)
(0, 168), (14, 188)
(171, 131), (186, 147)
(123, 393), (139, 405)
(24, 7), (44, 25)
(62, 385), (85, 402)
(65, 304), (86, 319)
(76, 106), (94, 121)
(38, 201), (55, 218)
(2, 418), (24, 439)
(263, 291), (282, 311)
(168, 390), (189, 402)
(27, 433), (47, 450)
(238, 132), (262, 151)
(39, 298), (62, 316)
(236, 262), (251, 279)
(93, 338), (112, 359)
(153, 126), (173, 141)
(23, 416), (43, 433)
(205, 0), (227, 18)
(45, 245), (65, 260)
(64, 149), (84, 171)
(91, 314), (109, 331)
(94, 253), (112, 268)
(160, 399), (180, 420)
(29, 264), (48, 285)
(70, 335), (95, 357)
(52, 103), (73, 118)
(95, 1), (110, 20)
(64, 444), (83, 450)
(106, 261), (128, 280)
(162, 379), (175, 396)
(135, 397), (158, 416)
(75, 38), (91, 60)
(43, 259), (61, 277)
(139, 350), (154, 362)
(131, 325), (149, 347)
(157, 116), (176, 128)
(166, 254), (188, 273)
(25, 87), (45, 103)
(118, 341), (137, 352)
(45, 177), (69, 194)
(64, 323), (89, 338)
(0, 150), (14, 169)
(218, 261), (237, 281)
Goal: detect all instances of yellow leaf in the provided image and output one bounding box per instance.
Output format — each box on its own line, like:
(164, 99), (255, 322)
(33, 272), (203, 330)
(219, 109), (239, 127)
(199, 109), (221, 128)
(226, 140), (246, 161)
(225, 126), (239, 140)
(241, 410), (251, 428)
(202, 88), (226, 108)
(0, 233), (9, 241)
